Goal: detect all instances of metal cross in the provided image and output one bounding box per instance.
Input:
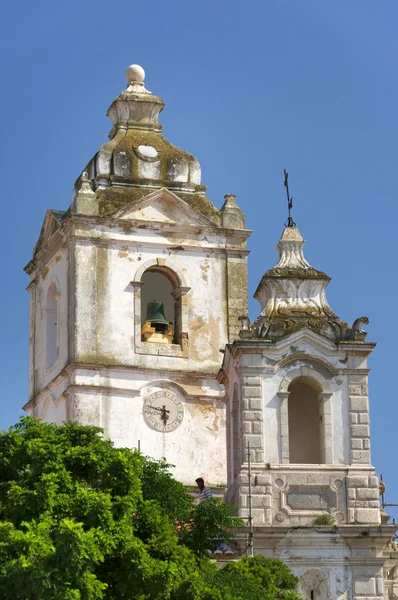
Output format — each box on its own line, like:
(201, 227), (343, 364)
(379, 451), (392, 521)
(284, 169), (296, 228)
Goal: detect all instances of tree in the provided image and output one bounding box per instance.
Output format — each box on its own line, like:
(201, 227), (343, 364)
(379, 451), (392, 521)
(208, 556), (300, 600)
(0, 418), (301, 599)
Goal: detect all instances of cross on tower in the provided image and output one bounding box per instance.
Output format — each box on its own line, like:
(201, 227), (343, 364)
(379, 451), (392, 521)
(284, 169), (296, 228)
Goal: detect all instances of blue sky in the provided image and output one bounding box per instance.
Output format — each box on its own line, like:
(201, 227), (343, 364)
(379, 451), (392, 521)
(0, 1), (397, 516)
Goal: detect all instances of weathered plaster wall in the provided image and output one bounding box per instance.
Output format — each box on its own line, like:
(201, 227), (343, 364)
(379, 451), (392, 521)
(72, 220), (239, 370)
(29, 251), (69, 399)
(275, 530), (353, 600)
(26, 189), (249, 489)
(71, 379), (226, 485)
(27, 364), (227, 485)
(238, 526), (389, 600)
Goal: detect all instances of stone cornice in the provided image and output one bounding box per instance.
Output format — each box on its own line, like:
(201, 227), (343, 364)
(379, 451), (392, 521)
(24, 361), (225, 411)
(234, 524), (397, 537)
(26, 212), (251, 277)
(72, 213), (252, 240)
(71, 234), (250, 256)
(228, 328), (375, 356)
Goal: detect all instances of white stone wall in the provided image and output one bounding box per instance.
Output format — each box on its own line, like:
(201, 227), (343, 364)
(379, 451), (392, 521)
(73, 237), (229, 370)
(25, 188), (251, 487)
(223, 330), (380, 526)
(246, 528), (389, 600)
(28, 250), (69, 400)
(275, 530), (352, 600)
(71, 384), (226, 485)
(28, 366), (226, 485)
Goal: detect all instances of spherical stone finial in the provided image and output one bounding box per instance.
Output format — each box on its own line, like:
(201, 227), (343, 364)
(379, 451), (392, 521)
(125, 64), (145, 84)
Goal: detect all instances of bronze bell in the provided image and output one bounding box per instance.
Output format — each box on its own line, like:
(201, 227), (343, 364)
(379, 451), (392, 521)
(144, 301), (170, 328)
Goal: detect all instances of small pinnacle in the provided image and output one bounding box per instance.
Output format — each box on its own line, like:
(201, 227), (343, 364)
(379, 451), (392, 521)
(125, 64), (145, 85)
(223, 194), (237, 207)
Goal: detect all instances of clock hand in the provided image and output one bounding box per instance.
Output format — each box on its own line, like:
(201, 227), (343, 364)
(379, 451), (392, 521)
(149, 405), (170, 425)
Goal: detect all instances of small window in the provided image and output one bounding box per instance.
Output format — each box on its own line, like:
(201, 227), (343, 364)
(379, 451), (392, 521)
(45, 283), (59, 369)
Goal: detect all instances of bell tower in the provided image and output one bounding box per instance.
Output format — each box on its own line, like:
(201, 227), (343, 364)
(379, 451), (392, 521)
(219, 224), (395, 599)
(24, 64), (251, 485)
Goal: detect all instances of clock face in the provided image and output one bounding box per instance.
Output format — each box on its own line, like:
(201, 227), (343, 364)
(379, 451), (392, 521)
(143, 390), (184, 432)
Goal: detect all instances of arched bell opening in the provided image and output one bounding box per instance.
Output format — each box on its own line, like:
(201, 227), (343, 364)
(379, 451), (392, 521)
(287, 377), (324, 464)
(133, 258), (190, 354)
(141, 268), (178, 344)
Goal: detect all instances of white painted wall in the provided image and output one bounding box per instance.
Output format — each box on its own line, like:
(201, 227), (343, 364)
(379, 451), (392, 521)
(73, 230), (230, 371)
(29, 251), (69, 399)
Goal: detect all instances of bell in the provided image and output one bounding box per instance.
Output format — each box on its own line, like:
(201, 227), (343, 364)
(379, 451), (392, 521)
(144, 300), (170, 327)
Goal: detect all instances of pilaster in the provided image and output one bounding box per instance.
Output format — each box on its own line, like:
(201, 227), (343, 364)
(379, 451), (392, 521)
(348, 375), (371, 464)
(346, 474), (381, 525)
(277, 391), (290, 464)
(242, 376), (263, 463)
(320, 391), (333, 464)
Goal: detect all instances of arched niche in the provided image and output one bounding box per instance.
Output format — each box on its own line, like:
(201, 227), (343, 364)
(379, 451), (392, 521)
(45, 281), (60, 369)
(277, 366), (333, 465)
(288, 378), (322, 464)
(141, 270), (175, 339)
(132, 258), (190, 356)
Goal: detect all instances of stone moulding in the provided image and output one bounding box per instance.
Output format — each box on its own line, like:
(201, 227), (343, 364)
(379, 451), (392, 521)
(284, 485), (338, 514)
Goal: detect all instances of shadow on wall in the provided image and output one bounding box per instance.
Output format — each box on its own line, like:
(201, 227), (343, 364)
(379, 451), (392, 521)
(288, 380), (323, 464)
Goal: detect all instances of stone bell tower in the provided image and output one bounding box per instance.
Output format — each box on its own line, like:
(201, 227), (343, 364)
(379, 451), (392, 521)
(24, 64), (250, 485)
(219, 225), (396, 599)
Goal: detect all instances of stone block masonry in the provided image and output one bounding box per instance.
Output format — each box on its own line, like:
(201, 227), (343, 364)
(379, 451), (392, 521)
(347, 474), (381, 524)
(242, 377), (263, 463)
(348, 377), (371, 465)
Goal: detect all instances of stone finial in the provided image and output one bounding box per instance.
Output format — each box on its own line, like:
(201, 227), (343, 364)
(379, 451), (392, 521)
(79, 171), (92, 192)
(252, 225), (343, 341)
(125, 64), (145, 86)
(275, 226), (311, 270)
(223, 194), (237, 207)
(106, 63), (164, 135)
(72, 171), (98, 216)
(220, 194), (245, 229)
(81, 63), (205, 197)
(252, 222), (372, 342)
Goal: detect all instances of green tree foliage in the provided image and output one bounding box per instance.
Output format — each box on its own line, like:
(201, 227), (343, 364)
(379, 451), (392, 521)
(0, 418), (301, 599)
(207, 556), (300, 600)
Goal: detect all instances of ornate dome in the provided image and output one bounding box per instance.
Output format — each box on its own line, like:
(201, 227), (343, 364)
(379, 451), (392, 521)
(73, 65), (219, 220)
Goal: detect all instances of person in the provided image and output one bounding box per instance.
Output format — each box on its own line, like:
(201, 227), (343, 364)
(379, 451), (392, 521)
(195, 477), (213, 502)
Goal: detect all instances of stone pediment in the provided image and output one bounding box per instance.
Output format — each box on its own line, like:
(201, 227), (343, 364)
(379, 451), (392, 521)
(113, 188), (218, 228)
(33, 209), (67, 258)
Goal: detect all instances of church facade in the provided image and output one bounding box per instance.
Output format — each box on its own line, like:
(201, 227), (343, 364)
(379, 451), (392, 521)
(24, 65), (397, 599)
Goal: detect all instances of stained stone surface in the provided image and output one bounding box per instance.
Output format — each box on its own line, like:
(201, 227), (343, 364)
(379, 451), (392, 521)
(286, 485), (337, 511)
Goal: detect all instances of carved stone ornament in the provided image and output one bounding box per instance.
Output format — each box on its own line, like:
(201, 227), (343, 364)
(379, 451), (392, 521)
(239, 226), (369, 343)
